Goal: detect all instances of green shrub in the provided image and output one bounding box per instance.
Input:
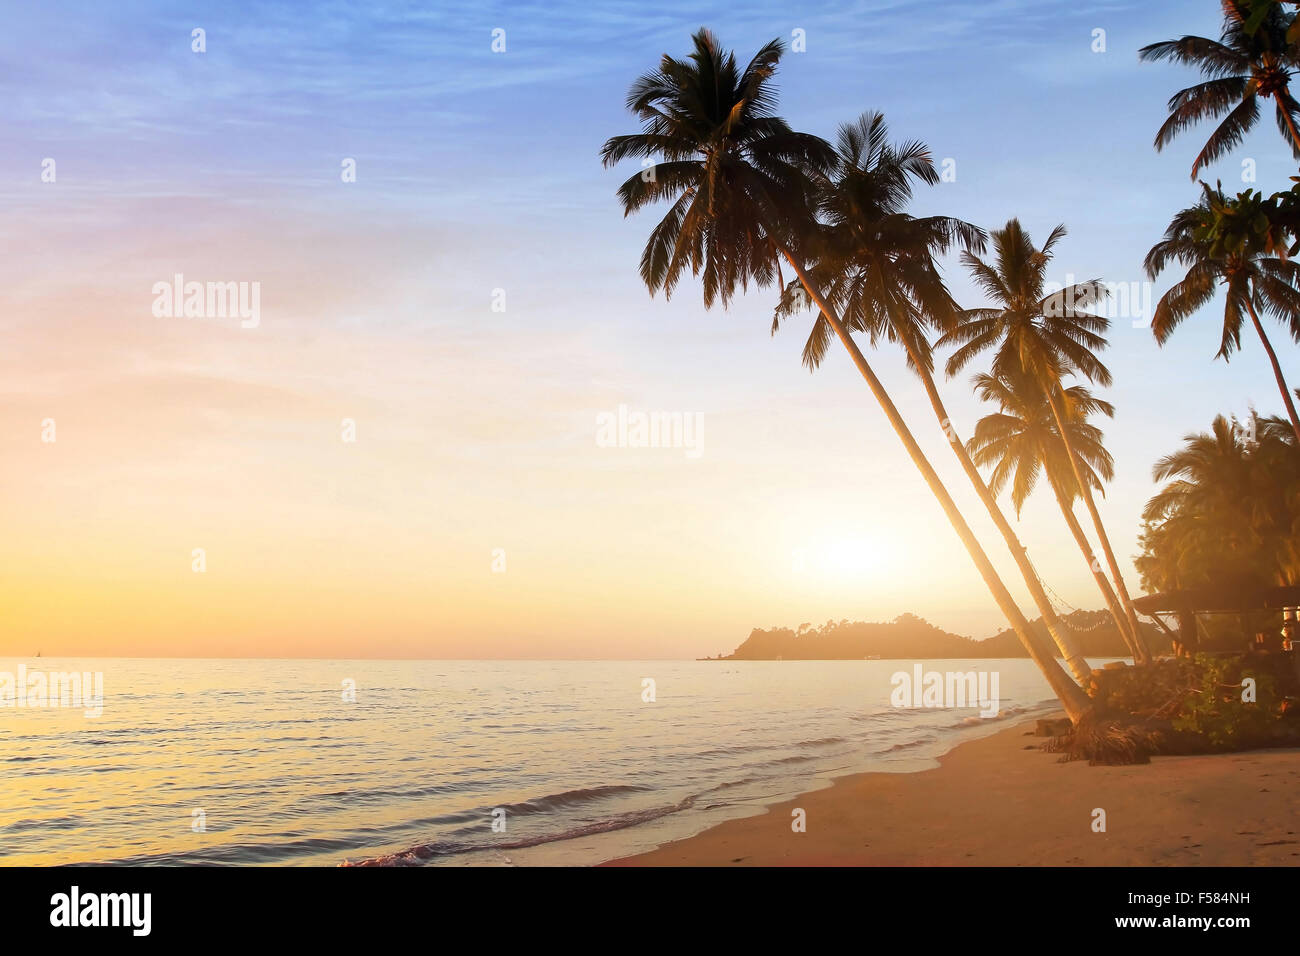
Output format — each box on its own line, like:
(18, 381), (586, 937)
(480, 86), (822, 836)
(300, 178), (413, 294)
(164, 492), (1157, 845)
(1171, 655), (1278, 750)
(1086, 658), (1196, 717)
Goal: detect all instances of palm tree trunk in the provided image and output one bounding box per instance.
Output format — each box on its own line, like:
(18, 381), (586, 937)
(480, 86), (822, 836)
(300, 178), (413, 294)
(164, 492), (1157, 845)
(1046, 472), (1144, 661)
(1245, 297), (1300, 445)
(905, 351), (1091, 684)
(1043, 386), (1152, 665)
(778, 248), (1095, 722)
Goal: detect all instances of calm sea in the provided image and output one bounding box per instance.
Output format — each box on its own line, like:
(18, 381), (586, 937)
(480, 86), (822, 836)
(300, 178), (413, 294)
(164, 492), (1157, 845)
(0, 657), (1080, 866)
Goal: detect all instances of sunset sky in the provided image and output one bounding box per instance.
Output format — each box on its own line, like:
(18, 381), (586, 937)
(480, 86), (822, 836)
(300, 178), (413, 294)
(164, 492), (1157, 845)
(0, 0), (1291, 658)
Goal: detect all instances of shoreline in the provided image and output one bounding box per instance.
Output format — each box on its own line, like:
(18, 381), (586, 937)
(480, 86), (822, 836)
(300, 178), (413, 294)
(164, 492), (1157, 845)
(602, 716), (1300, 866)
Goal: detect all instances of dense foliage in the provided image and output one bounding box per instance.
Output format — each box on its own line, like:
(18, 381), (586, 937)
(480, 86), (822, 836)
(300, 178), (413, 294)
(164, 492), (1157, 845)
(1136, 412), (1300, 593)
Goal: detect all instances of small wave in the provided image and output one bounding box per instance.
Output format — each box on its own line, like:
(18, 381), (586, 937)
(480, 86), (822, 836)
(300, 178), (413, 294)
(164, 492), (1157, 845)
(499, 784), (650, 816)
(2, 815), (83, 833)
(694, 744), (764, 757)
(315, 781), (480, 802)
(762, 753), (822, 766)
(98, 835), (365, 866)
(343, 794), (696, 866)
(848, 709), (913, 722)
(943, 702), (1037, 729)
(875, 735), (937, 754)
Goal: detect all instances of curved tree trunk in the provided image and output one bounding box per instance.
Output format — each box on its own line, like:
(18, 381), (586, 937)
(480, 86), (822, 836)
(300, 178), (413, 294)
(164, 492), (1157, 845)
(905, 351), (1091, 685)
(1043, 387), (1152, 665)
(778, 248), (1095, 722)
(1046, 472), (1143, 661)
(1245, 298), (1300, 446)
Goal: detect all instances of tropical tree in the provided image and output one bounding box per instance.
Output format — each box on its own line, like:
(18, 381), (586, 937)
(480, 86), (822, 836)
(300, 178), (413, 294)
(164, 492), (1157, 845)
(1239, 1), (1300, 44)
(1139, 0), (1300, 179)
(937, 219), (1151, 659)
(967, 368), (1148, 661)
(1145, 182), (1300, 443)
(599, 30), (1094, 721)
(769, 112), (1092, 682)
(1137, 411), (1300, 592)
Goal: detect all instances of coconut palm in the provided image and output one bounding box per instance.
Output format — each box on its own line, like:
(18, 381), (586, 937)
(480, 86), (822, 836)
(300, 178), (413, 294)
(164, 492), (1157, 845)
(600, 30), (1094, 721)
(1140, 0), (1300, 179)
(938, 219), (1150, 659)
(1145, 182), (1300, 444)
(1139, 412), (1300, 591)
(967, 368), (1148, 661)
(769, 113), (1092, 682)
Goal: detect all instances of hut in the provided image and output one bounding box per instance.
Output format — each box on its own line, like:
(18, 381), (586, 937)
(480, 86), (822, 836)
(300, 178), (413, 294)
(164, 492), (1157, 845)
(1132, 585), (1300, 657)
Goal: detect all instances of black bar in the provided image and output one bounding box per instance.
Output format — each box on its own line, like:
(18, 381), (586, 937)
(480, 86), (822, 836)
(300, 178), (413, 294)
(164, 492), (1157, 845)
(0, 865), (1279, 943)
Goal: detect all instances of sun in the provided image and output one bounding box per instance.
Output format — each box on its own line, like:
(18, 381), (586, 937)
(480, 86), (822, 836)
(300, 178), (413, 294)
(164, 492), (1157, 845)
(799, 537), (885, 580)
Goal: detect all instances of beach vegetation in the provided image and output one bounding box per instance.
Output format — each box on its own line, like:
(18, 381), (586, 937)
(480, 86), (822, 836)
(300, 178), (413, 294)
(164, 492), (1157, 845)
(1136, 411), (1300, 593)
(604, 9), (1300, 756)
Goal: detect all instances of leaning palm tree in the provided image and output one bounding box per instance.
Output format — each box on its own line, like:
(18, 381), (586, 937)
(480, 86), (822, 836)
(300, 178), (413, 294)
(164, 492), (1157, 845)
(1145, 182), (1300, 444)
(938, 219), (1150, 660)
(600, 30), (1094, 721)
(1140, 0), (1300, 178)
(968, 368), (1148, 661)
(769, 113), (1091, 683)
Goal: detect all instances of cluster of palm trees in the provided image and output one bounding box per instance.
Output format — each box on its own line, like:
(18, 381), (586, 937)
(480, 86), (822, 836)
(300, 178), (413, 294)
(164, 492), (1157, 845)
(1142, 0), (1300, 444)
(602, 30), (1149, 723)
(1137, 412), (1299, 594)
(1128, 1), (1300, 628)
(602, 4), (1300, 728)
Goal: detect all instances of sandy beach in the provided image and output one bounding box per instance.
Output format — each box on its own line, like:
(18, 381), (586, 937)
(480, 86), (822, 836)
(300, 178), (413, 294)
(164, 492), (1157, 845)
(605, 717), (1300, 866)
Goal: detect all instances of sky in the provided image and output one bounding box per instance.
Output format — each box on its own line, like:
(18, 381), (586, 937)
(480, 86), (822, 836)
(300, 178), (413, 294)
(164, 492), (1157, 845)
(0, 0), (1293, 658)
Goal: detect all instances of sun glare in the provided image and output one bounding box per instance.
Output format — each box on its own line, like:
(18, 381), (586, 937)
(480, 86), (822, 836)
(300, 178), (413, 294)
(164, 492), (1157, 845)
(816, 538), (886, 579)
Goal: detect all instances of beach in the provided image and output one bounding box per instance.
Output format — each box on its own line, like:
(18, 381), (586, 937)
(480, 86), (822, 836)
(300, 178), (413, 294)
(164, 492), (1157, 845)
(9, 659), (1297, 867)
(605, 716), (1300, 866)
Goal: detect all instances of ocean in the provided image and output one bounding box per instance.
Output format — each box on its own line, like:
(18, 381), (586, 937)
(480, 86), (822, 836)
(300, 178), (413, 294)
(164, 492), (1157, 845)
(0, 657), (1078, 866)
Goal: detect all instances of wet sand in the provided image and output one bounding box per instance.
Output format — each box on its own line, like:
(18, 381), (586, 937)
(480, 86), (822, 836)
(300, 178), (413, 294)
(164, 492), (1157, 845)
(604, 717), (1300, 866)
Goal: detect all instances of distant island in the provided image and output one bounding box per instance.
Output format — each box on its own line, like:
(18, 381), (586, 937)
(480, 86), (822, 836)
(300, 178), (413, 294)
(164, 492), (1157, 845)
(703, 611), (1169, 661)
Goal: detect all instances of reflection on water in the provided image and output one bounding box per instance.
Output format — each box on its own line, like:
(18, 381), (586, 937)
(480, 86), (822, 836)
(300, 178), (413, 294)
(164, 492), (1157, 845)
(0, 658), (1066, 866)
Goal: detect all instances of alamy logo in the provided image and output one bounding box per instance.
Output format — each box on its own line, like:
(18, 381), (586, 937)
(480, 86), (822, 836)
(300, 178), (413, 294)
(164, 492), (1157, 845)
(0, 665), (103, 718)
(596, 404), (703, 458)
(1040, 273), (1154, 328)
(50, 886), (151, 936)
(151, 274), (260, 328)
(890, 665), (1001, 718)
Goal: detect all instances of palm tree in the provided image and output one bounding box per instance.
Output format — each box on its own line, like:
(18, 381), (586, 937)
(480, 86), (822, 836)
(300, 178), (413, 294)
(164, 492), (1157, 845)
(938, 219), (1151, 661)
(1145, 182), (1300, 444)
(968, 368), (1148, 661)
(600, 30), (1094, 721)
(1139, 412), (1300, 590)
(769, 113), (1092, 683)
(1140, 0), (1300, 179)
